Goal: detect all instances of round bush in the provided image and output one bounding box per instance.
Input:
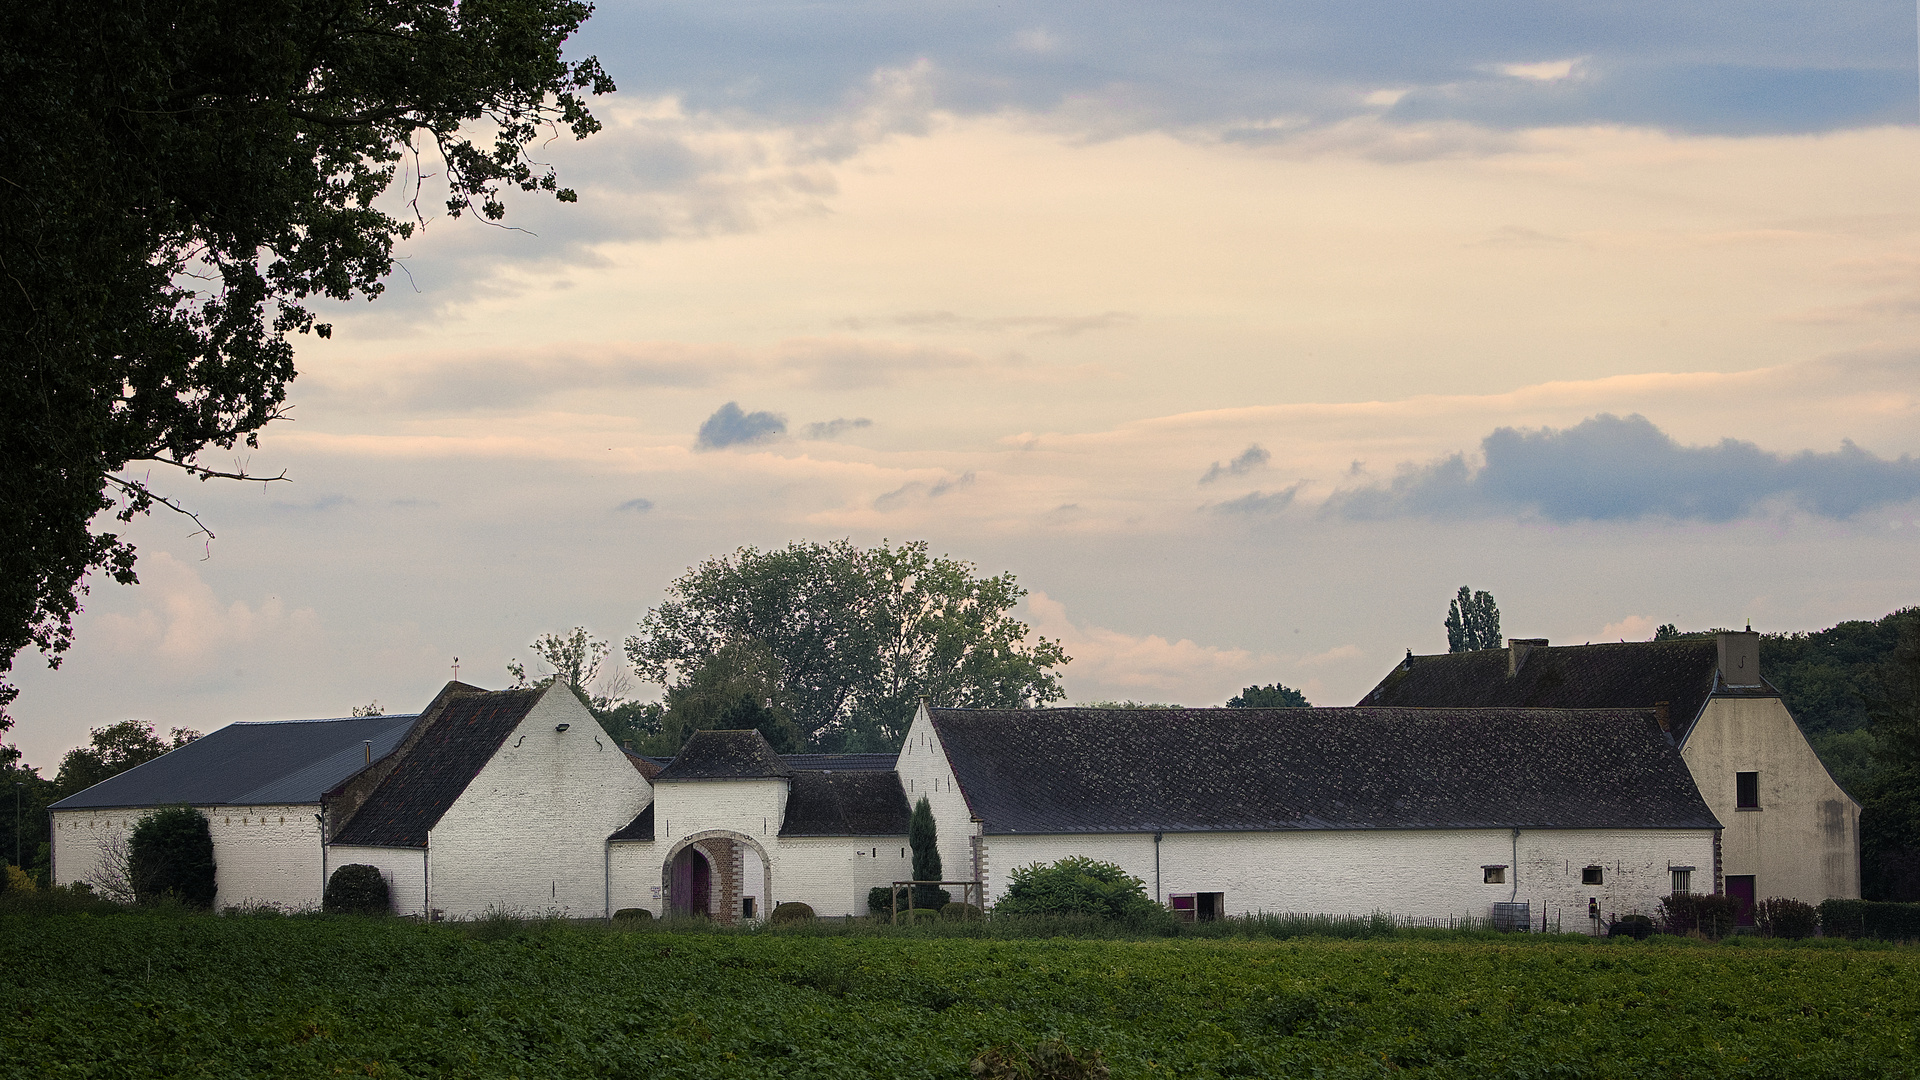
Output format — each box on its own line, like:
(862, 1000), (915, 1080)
(323, 863), (390, 915)
(942, 901), (982, 921)
(612, 907), (653, 922)
(1609, 914), (1654, 940)
(130, 805), (216, 908)
(993, 856), (1161, 922)
(771, 901), (816, 924)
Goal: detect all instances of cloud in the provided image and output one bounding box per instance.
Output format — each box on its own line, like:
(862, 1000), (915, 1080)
(1025, 591), (1268, 701)
(696, 402), (788, 450)
(1199, 444), (1272, 484)
(91, 553), (318, 668)
(1327, 413), (1920, 522)
(1493, 59), (1585, 82)
(1600, 615), (1658, 640)
(614, 498), (654, 513)
(874, 471), (976, 511)
(804, 417), (874, 440)
(1210, 485), (1304, 516)
(836, 310), (1134, 338)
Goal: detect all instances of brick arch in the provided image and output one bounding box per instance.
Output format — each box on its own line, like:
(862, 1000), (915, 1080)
(661, 830), (773, 925)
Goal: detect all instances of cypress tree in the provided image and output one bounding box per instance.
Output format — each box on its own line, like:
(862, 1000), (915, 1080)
(909, 796), (943, 907)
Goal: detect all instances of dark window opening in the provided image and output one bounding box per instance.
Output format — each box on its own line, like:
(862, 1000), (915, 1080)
(1581, 865), (1604, 885)
(1736, 771), (1760, 809)
(1169, 893), (1225, 921)
(1483, 866), (1507, 884)
(742, 897), (756, 920)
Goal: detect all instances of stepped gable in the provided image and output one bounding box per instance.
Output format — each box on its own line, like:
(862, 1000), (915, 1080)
(929, 706), (1720, 835)
(653, 729), (791, 781)
(49, 713), (419, 811)
(1357, 639), (1736, 741)
(608, 803), (655, 842)
(779, 770), (912, 836)
(330, 686), (544, 848)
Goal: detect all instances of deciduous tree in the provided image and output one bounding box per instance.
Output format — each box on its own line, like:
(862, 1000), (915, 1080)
(1444, 587), (1501, 653)
(55, 720), (200, 798)
(1227, 683), (1310, 708)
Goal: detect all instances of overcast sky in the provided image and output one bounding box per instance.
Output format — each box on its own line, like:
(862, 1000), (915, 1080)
(12, 0), (1920, 766)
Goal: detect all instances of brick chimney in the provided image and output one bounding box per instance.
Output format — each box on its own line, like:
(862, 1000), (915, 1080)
(1716, 629), (1762, 688)
(1507, 638), (1548, 677)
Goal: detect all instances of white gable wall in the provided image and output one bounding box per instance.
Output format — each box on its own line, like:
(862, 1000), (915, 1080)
(1682, 695), (1860, 902)
(652, 778), (787, 847)
(895, 703), (981, 885)
(607, 840), (661, 916)
(425, 684), (651, 919)
(326, 844), (430, 916)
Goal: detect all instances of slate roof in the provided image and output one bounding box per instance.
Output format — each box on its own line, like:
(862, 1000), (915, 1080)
(609, 803), (655, 842)
(49, 714), (419, 811)
(623, 751), (665, 781)
(779, 770), (913, 836)
(653, 729), (791, 781)
(929, 706), (1720, 835)
(330, 687), (544, 848)
(1355, 639), (1765, 742)
(781, 753), (897, 772)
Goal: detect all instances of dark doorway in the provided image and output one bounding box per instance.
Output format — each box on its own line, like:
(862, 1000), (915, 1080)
(1725, 875), (1756, 926)
(670, 847), (712, 917)
(1196, 892), (1225, 921)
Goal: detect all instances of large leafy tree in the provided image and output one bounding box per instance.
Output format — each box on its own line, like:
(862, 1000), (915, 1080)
(1444, 586), (1501, 653)
(55, 720), (200, 798)
(626, 540), (1069, 750)
(0, 0), (614, 735)
(1860, 614), (1920, 901)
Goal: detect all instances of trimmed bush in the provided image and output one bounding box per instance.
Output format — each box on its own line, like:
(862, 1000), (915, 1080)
(942, 901), (983, 921)
(612, 907), (653, 922)
(1658, 892), (1740, 939)
(323, 864), (390, 915)
(1818, 898), (1920, 941)
(771, 901), (815, 924)
(1755, 897), (1817, 940)
(1608, 914), (1654, 940)
(994, 856), (1163, 923)
(869, 885), (906, 915)
(130, 805), (216, 908)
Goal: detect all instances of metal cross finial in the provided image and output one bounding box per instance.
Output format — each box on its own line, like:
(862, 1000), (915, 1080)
(452, 656), (460, 681)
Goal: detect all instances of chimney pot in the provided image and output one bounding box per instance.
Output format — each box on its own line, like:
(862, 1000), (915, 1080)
(1716, 630), (1762, 688)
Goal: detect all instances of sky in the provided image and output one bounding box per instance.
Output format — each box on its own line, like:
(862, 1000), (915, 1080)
(12, 0), (1920, 766)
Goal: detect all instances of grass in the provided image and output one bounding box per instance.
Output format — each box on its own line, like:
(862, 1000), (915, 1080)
(3, 907), (1917, 1078)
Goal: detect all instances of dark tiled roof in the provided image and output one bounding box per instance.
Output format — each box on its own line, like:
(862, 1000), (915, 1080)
(331, 688), (544, 848)
(1356, 640), (1738, 741)
(930, 706), (1719, 835)
(781, 753), (897, 772)
(50, 714), (419, 810)
(609, 803), (655, 842)
(623, 751), (665, 781)
(654, 729), (791, 781)
(779, 771), (912, 836)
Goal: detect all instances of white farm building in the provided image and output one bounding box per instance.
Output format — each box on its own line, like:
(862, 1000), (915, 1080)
(49, 631), (1852, 929)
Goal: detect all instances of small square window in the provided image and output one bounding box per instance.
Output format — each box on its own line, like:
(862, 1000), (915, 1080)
(1483, 866), (1506, 884)
(1581, 865), (1604, 885)
(1736, 771), (1760, 809)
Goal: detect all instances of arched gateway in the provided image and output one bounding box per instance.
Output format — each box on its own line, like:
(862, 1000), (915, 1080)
(661, 830), (773, 924)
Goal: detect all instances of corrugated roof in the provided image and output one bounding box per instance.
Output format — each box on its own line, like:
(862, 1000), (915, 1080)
(654, 729), (791, 781)
(330, 688), (543, 848)
(779, 771), (911, 836)
(930, 706), (1720, 835)
(49, 714), (419, 810)
(1356, 639), (1754, 742)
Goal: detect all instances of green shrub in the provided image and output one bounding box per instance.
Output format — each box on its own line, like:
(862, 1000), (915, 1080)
(612, 907), (652, 922)
(1755, 897), (1817, 940)
(1608, 914), (1654, 940)
(994, 856), (1162, 923)
(869, 885), (907, 914)
(1818, 898), (1920, 941)
(1658, 892), (1740, 939)
(323, 864), (390, 915)
(130, 805), (216, 908)
(771, 901), (815, 924)
(942, 901), (983, 921)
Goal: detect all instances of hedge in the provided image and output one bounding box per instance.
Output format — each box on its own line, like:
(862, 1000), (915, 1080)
(1818, 898), (1920, 941)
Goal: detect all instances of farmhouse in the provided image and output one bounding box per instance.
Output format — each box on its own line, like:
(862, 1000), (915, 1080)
(54, 675), (1727, 930)
(1358, 629), (1861, 911)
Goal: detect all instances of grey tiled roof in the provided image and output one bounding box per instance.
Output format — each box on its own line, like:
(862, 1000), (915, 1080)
(930, 706), (1720, 835)
(49, 714), (419, 811)
(330, 688), (543, 848)
(654, 729), (791, 781)
(1356, 640), (1746, 741)
(609, 803), (655, 842)
(781, 753), (897, 772)
(779, 771), (912, 836)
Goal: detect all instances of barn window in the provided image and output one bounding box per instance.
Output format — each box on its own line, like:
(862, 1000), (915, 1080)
(1670, 867), (1693, 894)
(1736, 772), (1760, 809)
(1483, 866), (1506, 884)
(1581, 865), (1604, 885)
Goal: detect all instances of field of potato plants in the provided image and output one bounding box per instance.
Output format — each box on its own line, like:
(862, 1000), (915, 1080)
(3, 911), (1917, 1079)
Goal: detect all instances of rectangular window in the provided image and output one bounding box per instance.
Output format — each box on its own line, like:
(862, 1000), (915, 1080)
(1483, 866), (1507, 884)
(1736, 771), (1760, 809)
(1169, 894), (1196, 922)
(741, 897), (756, 920)
(1581, 865), (1604, 885)
(1670, 868), (1692, 895)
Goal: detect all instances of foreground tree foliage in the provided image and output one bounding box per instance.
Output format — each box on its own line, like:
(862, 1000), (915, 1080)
(627, 540), (1069, 750)
(129, 806), (216, 908)
(0, 0), (614, 734)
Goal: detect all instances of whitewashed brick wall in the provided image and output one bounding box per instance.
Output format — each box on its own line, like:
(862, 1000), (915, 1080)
(652, 778), (787, 848)
(773, 835), (912, 916)
(608, 841), (663, 916)
(54, 805), (329, 911)
(425, 684), (652, 920)
(326, 845), (430, 916)
(51, 809), (139, 892)
(896, 704), (984, 885)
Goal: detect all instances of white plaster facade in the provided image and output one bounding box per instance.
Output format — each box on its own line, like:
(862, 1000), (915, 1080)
(53, 804), (331, 911)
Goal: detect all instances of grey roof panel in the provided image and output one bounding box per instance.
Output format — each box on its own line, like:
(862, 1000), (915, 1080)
(331, 688), (543, 848)
(654, 729), (790, 781)
(779, 753), (897, 772)
(49, 714), (420, 810)
(779, 770), (911, 836)
(931, 706), (1720, 835)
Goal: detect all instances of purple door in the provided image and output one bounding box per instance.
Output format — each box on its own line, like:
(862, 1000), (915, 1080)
(1725, 875), (1756, 927)
(670, 848), (711, 917)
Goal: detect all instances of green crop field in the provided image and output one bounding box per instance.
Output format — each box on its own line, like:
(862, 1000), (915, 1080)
(3, 912), (1917, 1079)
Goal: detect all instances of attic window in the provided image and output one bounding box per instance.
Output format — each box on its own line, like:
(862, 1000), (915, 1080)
(1581, 865), (1604, 886)
(1736, 771), (1760, 810)
(1483, 866), (1506, 884)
